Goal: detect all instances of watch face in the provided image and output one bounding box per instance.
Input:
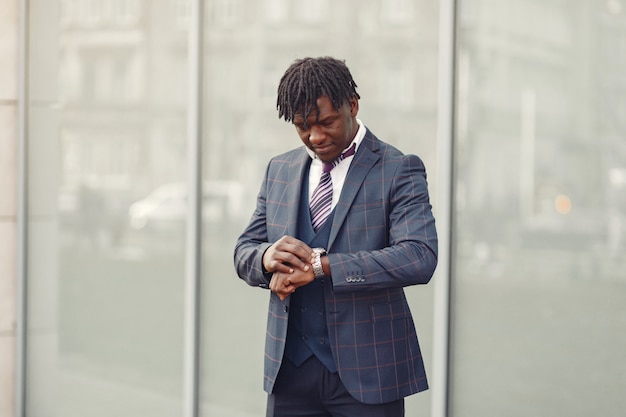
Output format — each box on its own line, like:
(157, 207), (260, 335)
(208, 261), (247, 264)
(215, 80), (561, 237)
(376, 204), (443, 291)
(314, 247), (326, 256)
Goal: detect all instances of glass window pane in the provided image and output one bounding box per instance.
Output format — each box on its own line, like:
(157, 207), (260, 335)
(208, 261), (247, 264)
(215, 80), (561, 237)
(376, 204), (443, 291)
(26, 1), (188, 415)
(452, 1), (626, 416)
(200, 1), (440, 416)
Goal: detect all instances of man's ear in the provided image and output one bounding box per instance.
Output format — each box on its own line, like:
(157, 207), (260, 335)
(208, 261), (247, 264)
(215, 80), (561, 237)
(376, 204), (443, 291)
(349, 96), (359, 117)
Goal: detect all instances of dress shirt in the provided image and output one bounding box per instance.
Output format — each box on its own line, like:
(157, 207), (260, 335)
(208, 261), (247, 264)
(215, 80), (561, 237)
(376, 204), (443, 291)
(305, 119), (366, 210)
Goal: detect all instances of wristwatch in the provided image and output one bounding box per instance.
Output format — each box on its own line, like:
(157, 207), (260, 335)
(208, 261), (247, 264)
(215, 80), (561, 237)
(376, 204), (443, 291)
(311, 247), (327, 279)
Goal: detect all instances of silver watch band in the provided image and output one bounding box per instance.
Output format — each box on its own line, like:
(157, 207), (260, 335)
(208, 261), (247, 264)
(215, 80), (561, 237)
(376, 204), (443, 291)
(311, 248), (326, 279)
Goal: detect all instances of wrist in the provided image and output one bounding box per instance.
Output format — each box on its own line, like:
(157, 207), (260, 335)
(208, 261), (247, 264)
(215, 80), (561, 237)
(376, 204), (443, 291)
(261, 245), (272, 273)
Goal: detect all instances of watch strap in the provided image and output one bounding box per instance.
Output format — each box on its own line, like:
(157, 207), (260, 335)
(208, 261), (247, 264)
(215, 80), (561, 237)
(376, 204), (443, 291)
(311, 248), (326, 279)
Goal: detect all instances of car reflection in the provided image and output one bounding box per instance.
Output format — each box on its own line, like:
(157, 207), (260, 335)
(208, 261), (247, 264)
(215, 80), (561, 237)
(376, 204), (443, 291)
(128, 181), (243, 232)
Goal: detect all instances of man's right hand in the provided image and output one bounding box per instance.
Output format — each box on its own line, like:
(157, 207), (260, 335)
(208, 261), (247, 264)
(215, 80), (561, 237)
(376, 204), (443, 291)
(262, 235), (313, 274)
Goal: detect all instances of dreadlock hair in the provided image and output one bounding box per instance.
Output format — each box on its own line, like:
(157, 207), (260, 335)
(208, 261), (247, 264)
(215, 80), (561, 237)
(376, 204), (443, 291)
(277, 57), (360, 129)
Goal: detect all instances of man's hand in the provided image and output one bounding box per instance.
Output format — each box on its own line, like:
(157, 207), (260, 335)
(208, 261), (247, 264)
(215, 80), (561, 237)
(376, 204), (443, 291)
(270, 268), (314, 300)
(263, 235), (313, 274)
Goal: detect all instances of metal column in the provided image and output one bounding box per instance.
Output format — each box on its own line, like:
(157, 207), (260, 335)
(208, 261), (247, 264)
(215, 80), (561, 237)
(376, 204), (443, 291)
(184, 1), (204, 417)
(16, 0), (30, 415)
(432, 0), (457, 416)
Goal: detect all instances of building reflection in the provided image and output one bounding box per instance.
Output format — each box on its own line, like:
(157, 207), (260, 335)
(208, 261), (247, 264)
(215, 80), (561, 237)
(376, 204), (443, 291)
(456, 0), (626, 280)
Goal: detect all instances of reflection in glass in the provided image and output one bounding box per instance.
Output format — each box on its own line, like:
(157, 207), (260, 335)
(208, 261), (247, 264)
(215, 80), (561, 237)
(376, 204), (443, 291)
(26, 1), (188, 416)
(452, 1), (626, 416)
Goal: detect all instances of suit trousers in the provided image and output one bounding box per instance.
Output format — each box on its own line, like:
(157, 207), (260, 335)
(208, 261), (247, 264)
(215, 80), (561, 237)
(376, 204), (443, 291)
(266, 356), (405, 417)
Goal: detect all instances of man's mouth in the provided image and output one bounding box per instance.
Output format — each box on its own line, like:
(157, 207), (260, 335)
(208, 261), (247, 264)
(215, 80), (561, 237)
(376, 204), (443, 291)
(314, 144), (333, 155)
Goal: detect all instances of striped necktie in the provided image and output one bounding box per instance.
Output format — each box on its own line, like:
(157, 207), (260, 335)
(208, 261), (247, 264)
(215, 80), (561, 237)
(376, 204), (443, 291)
(309, 143), (356, 231)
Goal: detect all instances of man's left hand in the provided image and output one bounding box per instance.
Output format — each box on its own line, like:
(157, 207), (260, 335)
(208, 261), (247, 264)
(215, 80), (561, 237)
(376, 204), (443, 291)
(270, 268), (314, 300)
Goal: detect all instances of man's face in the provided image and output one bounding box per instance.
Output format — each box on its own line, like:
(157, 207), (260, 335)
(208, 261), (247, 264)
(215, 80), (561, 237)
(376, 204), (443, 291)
(293, 95), (359, 163)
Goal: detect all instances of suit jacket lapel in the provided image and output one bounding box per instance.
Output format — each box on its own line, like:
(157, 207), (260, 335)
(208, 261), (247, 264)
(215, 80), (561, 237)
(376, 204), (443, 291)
(286, 148), (310, 237)
(328, 130), (380, 250)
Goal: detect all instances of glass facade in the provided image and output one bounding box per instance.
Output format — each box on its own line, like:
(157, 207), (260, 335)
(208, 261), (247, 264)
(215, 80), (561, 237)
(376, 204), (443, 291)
(17, 0), (625, 416)
(451, 1), (626, 416)
(25, 0), (188, 415)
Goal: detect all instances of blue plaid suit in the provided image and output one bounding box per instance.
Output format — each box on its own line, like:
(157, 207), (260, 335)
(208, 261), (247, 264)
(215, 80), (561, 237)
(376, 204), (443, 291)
(234, 128), (438, 405)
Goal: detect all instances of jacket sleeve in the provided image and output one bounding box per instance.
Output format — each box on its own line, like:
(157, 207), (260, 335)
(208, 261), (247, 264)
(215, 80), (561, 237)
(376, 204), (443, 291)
(328, 153), (438, 292)
(233, 164), (273, 289)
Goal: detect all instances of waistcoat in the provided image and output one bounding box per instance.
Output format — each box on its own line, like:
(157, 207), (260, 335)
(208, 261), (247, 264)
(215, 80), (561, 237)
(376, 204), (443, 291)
(282, 175), (336, 372)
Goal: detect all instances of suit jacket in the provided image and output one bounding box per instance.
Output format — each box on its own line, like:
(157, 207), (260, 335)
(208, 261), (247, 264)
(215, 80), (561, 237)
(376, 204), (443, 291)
(234, 128), (438, 404)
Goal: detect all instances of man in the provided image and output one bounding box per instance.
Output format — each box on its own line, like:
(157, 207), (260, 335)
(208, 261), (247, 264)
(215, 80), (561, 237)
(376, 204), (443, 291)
(234, 57), (438, 417)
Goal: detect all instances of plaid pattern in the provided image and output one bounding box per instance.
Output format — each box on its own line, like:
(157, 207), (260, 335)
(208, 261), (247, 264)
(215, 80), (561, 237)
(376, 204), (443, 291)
(234, 129), (438, 405)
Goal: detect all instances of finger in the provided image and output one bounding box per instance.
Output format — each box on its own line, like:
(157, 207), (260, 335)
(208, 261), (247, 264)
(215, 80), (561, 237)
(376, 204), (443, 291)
(277, 236), (314, 262)
(278, 252), (311, 272)
(277, 286), (295, 300)
(264, 252), (301, 274)
(271, 262), (295, 274)
(266, 237), (314, 273)
(269, 274), (283, 292)
(270, 272), (291, 293)
(287, 242), (315, 263)
(268, 253), (309, 273)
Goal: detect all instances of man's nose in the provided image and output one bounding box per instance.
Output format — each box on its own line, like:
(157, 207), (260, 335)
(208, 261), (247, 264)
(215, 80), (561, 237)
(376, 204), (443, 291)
(309, 125), (324, 143)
